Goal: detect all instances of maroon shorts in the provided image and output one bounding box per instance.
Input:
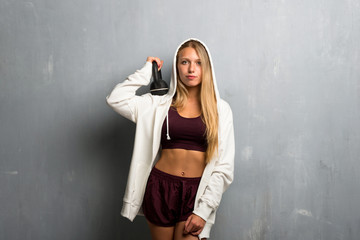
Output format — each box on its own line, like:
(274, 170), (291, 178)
(142, 167), (201, 227)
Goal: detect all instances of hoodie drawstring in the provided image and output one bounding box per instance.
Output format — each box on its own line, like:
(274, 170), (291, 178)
(166, 112), (171, 140)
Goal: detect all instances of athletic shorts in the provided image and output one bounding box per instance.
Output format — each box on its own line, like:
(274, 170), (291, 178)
(142, 167), (201, 227)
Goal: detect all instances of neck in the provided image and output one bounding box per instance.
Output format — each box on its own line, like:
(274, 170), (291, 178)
(186, 85), (201, 101)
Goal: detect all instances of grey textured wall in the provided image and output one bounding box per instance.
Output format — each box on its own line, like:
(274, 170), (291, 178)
(1, 0), (360, 239)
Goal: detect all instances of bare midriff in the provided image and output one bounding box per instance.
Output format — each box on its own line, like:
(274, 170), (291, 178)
(155, 148), (206, 178)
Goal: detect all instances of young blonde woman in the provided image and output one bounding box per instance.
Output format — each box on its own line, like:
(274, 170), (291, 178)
(106, 38), (235, 240)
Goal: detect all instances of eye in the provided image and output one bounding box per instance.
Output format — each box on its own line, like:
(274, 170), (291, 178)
(181, 60), (188, 64)
(197, 61), (201, 65)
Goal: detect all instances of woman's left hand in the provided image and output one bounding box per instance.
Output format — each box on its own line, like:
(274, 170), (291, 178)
(183, 214), (206, 236)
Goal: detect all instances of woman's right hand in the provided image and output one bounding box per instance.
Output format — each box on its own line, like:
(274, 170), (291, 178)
(146, 57), (163, 71)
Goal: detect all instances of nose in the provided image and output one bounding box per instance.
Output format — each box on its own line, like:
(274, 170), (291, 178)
(188, 62), (195, 73)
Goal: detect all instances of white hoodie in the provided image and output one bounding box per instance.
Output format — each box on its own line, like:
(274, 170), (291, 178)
(106, 38), (235, 239)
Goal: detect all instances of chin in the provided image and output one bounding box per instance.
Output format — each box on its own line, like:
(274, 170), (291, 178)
(185, 84), (201, 89)
(185, 81), (201, 88)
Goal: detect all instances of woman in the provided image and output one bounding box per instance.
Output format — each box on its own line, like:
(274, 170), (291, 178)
(106, 38), (234, 240)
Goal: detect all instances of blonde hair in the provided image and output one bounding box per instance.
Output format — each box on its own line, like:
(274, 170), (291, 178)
(172, 40), (219, 164)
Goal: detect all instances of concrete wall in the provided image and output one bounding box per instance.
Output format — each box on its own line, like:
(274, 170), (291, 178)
(1, 0), (359, 239)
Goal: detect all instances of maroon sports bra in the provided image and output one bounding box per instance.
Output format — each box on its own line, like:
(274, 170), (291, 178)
(161, 107), (207, 152)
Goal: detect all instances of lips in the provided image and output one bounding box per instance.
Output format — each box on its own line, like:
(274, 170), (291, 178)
(186, 75), (196, 79)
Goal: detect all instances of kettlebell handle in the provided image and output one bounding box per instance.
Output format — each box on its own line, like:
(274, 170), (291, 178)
(152, 61), (162, 82)
(150, 61), (169, 95)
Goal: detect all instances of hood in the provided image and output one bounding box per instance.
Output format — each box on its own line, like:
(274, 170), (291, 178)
(163, 38), (220, 103)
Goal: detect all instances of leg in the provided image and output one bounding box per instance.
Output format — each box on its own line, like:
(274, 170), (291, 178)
(146, 220), (175, 240)
(174, 221), (205, 240)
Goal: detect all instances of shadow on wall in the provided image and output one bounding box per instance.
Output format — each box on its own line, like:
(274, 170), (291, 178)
(77, 108), (151, 239)
(39, 96), (150, 239)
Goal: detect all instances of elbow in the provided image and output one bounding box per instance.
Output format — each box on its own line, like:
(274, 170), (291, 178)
(106, 95), (118, 108)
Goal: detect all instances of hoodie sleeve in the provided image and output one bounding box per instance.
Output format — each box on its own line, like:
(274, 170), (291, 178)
(193, 101), (235, 222)
(106, 62), (153, 123)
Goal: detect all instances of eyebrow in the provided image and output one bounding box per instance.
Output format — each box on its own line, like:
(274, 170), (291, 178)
(180, 57), (201, 61)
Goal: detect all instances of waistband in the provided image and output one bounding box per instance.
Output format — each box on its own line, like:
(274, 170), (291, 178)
(151, 167), (202, 183)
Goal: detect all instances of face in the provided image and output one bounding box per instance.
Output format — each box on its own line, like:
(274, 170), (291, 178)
(177, 47), (202, 89)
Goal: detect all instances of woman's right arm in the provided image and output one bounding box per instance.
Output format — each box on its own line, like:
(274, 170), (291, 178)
(106, 57), (163, 123)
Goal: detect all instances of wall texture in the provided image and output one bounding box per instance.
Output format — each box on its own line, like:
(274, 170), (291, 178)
(1, 0), (359, 239)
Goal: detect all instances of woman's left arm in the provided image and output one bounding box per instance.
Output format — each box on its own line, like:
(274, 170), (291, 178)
(193, 101), (235, 223)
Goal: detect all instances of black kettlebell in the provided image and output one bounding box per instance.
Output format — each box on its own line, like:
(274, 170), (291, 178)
(150, 61), (169, 95)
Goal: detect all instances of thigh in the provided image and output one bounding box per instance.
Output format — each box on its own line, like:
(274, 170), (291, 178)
(143, 167), (181, 226)
(174, 221), (206, 240)
(147, 220), (175, 240)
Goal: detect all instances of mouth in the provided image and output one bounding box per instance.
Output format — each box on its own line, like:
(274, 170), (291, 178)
(186, 75), (197, 80)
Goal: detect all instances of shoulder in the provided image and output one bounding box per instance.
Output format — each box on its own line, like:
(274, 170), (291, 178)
(218, 98), (233, 117)
(137, 93), (167, 106)
(134, 93), (171, 117)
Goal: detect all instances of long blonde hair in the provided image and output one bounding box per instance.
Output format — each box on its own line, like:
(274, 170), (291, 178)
(172, 40), (219, 164)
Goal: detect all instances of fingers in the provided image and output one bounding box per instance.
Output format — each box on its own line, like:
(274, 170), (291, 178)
(191, 229), (202, 236)
(183, 214), (205, 236)
(183, 215), (192, 234)
(146, 56), (163, 70)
